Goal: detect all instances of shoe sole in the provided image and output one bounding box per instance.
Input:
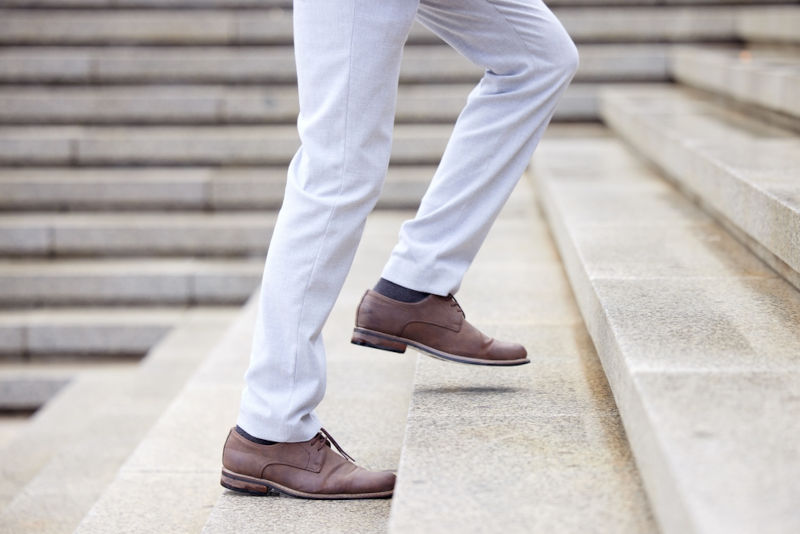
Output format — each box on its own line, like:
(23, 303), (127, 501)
(351, 327), (530, 366)
(220, 468), (394, 500)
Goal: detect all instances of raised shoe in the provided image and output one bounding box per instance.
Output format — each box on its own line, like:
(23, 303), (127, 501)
(351, 289), (529, 366)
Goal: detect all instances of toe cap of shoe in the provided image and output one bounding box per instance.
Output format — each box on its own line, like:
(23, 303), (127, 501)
(490, 340), (528, 361)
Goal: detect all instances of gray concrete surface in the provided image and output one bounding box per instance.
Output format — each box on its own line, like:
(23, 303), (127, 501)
(0, 0), (793, 6)
(0, 7), (759, 46)
(0, 258), (262, 306)
(0, 45), (669, 84)
(0, 125), (452, 165)
(0, 307), (239, 533)
(600, 85), (800, 290)
(671, 46), (800, 120)
(0, 361), (136, 412)
(0, 83), (599, 124)
(388, 177), (656, 534)
(0, 307), (185, 357)
(737, 6), (800, 44)
(533, 130), (800, 534)
(0, 212), (275, 256)
(0, 166), (434, 211)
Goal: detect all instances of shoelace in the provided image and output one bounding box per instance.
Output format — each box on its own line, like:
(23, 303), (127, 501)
(449, 294), (466, 318)
(313, 428), (356, 463)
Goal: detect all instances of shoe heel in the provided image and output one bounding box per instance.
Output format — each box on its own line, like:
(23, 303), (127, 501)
(351, 329), (407, 354)
(221, 470), (274, 496)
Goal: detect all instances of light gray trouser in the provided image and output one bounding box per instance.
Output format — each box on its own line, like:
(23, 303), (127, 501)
(238, 0), (578, 442)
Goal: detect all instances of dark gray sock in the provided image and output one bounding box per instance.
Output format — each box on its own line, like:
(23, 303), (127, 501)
(373, 278), (430, 303)
(235, 425), (277, 445)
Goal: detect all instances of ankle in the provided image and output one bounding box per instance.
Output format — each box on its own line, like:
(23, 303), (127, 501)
(373, 278), (430, 303)
(235, 425), (278, 446)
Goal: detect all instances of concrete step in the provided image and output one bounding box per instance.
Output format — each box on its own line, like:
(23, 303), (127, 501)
(387, 175), (655, 533)
(0, 376), (67, 411)
(0, 44), (668, 84)
(599, 85), (800, 291)
(0, 372), (69, 412)
(0, 83), (598, 124)
(0, 166), (434, 210)
(0, 258), (263, 306)
(0, 360), (134, 411)
(737, 6), (800, 45)
(0, 124), (455, 166)
(670, 46), (800, 122)
(0, 306), (240, 532)
(0, 211), (275, 257)
(0, 0), (793, 7)
(0, 6), (755, 46)
(73, 211), (419, 533)
(0, 307), (186, 358)
(532, 129), (800, 534)
(0, 415), (27, 450)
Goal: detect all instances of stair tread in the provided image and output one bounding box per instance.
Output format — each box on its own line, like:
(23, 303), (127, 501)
(0, 361), (136, 411)
(737, 5), (800, 45)
(387, 178), (655, 533)
(0, 307), (240, 532)
(74, 211), (418, 533)
(532, 128), (800, 534)
(600, 84), (800, 289)
(671, 45), (800, 121)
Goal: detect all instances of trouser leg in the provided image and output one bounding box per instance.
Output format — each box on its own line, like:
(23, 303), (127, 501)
(381, 0), (579, 296)
(238, 0), (419, 442)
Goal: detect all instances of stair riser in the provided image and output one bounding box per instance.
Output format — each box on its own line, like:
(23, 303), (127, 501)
(0, 45), (668, 84)
(0, 8), (748, 46)
(0, 377), (69, 411)
(0, 127), (451, 166)
(0, 274), (259, 306)
(0, 324), (171, 357)
(0, 226), (272, 256)
(0, 84), (598, 124)
(1, 0), (796, 7)
(0, 167), (437, 210)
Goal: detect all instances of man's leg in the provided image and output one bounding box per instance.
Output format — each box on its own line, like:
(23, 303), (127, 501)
(382, 0), (579, 296)
(237, 0), (418, 444)
(353, 0), (577, 365)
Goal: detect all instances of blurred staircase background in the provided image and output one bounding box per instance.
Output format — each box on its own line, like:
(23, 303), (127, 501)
(0, 0), (798, 533)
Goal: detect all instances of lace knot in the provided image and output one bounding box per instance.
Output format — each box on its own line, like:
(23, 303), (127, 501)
(315, 428), (356, 463)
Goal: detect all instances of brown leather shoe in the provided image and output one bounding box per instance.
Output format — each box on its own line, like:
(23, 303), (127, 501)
(220, 427), (395, 499)
(351, 289), (529, 366)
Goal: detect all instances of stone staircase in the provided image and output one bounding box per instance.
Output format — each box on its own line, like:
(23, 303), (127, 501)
(1, 0), (799, 533)
(529, 8), (800, 534)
